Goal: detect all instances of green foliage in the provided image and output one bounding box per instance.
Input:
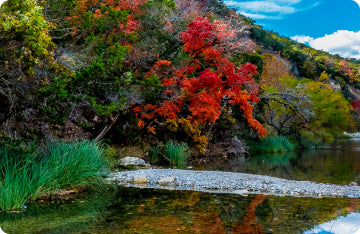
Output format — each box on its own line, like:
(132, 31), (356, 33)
(73, 44), (132, 116)
(302, 81), (355, 136)
(250, 23), (360, 83)
(261, 63), (355, 144)
(164, 141), (188, 168)
(0, 136), (37, 155)
(147, 141), (189, 168)
(0, 0), (55, 69)
(141, 75), (163, 102)
(139, 0), (182, 60)
(248, 136), (296, 153)
(0, 140), (108, 211)
(88, 96), (126, 116)
(149, 145), (161, 164)
(302, 61), (317, 78)
(145, 0), (176, 9)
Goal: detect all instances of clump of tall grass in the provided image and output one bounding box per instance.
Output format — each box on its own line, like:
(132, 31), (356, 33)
(248, 136), (296, 153)
(148, 141), (189, 168)
(149, 145), (161, 165)
(164, 141), (188, 168)
(0, 140), (108, 211)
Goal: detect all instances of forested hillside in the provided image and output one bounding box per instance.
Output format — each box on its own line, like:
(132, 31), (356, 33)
(0, 0), (359, 157)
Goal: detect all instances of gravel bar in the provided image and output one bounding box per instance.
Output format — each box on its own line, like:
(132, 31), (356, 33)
(109, 169), (360, 198)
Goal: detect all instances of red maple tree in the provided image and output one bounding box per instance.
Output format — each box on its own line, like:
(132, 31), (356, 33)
(133, 17), (266, 152)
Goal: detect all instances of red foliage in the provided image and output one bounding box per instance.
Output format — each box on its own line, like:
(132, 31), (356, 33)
(145, 60), (173, 78)
(66, 0), (146, 38)
(133, 17), (266, 141)
(351, 100), (360, 110)
(156, 100), (181, 119)
(181, 17), (216, 55)
(189, 92), (222, 124)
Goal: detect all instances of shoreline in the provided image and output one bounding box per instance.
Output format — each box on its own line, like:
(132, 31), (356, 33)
(110, 168), (360, 198)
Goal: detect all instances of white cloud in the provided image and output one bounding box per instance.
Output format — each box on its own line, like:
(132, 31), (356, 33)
(238, 12), (269, 19)
(227, 1), (296, 14)
(304, 213), (360, 234)
(292, 30), (360, 59)
(353, 0), (360, 8)
(0, 0), (6, 7)
(291, 35), (314, 44)
(224, 0), (317, 19)
(310, 30), (360, 59)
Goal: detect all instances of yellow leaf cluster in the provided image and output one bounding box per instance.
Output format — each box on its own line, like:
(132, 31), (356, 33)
(166, 118), (208, 154)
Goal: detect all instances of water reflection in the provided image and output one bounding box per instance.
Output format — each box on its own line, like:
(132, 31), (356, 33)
(1, 188), (359, 233)
(304, 213), (360, 234)
(2, 140), (360, 233)
(203, 139), (360, 185)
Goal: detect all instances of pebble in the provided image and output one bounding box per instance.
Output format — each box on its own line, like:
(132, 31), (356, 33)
(109, 169), (360, 198)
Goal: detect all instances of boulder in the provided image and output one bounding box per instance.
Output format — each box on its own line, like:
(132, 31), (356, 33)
(119, 157), (151, 169)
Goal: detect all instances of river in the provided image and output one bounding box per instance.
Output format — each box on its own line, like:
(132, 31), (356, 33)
(1, 139), (360, 233)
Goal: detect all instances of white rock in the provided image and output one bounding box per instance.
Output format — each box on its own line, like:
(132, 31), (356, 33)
(349, 182), (358, 186)
(233, 189), (248, 196)
(0, 227), (6, 234)
(119, 157), (151, 168)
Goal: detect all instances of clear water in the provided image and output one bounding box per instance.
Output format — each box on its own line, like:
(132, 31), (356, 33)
(202, 139), (360, 185)
(1, 188), (359, 234)
(1, 139), (360, 233)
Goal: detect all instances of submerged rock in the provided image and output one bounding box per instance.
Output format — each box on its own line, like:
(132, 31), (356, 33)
(119, 157), (151, 169)
(232, 189), (248, 196)
(159, 177), (175, 186)
(133, 175), (147, 185)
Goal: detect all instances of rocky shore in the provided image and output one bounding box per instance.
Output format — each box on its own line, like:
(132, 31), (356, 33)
(110, 168), (360, 198)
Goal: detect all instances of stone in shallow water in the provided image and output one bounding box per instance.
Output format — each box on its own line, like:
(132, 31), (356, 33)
(349, 182), (358, 187)
(232, 189), (248, 196)
(119, 157), (151, 169)
(133, 176), (147, 185)
(0, 227), (6, 234)
(159, 177), (175, 186)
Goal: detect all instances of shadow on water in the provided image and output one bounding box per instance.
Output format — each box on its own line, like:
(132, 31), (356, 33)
(1, 188), (359, 234)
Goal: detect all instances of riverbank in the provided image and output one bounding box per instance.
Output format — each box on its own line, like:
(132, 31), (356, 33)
(110, 169), (360, 198)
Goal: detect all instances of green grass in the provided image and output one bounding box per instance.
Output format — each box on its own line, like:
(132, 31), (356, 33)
(149, 145), (161, 165)
(164, 141), (188, 168)
(0, 140), (109, 211)
(248, 136), (296, 153)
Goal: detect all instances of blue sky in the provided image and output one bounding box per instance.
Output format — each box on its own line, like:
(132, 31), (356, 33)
(223, 0), (360, 59)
